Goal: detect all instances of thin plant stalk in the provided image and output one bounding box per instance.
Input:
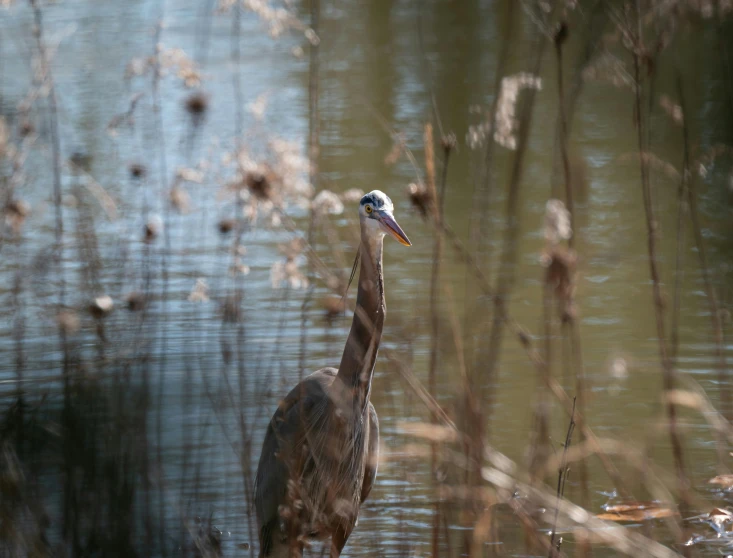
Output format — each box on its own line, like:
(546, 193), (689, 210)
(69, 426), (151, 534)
(482, 18), (551, 440)
(151, 19), (172, 554)
(299, 0), (320, 383)
(425, 121), (438, 558)
(12, 269), (25, 438)
(549, 398), (576, 558)
(629, 1), (691, 521)
(529, 266), (554, 485)
(466, 0), (515, 428)
(677, 77), (731, 426)
(233, 5), (258, 551)
(554, 23), (574, 240)
(669, 85), (688, 365)
(554, 13), (590, 529)
(29, 0), (73, 546)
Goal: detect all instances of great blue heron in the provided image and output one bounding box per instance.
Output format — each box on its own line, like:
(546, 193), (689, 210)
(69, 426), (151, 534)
(254, 190), (411, 558)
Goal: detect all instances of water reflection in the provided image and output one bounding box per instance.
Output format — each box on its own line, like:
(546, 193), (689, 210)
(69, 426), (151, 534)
(0, 0), (732, 556)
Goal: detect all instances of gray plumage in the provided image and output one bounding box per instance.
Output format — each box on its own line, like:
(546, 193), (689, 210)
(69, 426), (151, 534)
(254, 191), (410, 558)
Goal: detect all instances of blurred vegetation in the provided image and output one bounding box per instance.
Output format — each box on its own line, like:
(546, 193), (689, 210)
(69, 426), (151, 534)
(0, 0), (733, 557)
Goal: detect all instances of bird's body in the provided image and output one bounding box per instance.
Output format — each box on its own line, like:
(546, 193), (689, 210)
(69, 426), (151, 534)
(254, 191), (410, 558)
(254, 368), (378, 557)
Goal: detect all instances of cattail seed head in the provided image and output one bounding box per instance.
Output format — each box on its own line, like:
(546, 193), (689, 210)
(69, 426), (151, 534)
(407, 182), (432, 219)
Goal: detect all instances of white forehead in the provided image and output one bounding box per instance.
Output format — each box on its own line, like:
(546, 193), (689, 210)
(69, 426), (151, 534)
(360, 190), (394, 211)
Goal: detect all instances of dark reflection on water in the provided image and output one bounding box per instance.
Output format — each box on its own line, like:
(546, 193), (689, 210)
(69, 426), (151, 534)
(1, 0), (733, 556)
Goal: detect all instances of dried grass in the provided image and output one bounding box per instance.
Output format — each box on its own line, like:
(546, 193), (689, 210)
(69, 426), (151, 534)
(1, 2), (732, 557)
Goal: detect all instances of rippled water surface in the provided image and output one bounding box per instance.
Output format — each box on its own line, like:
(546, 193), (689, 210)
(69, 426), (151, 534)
(1, 1), (733, 556)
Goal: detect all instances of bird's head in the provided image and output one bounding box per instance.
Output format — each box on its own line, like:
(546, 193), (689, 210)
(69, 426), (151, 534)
(359, 190), (411, 247)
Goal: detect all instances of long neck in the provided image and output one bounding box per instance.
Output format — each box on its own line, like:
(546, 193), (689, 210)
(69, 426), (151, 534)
(336, 231), (385, 409)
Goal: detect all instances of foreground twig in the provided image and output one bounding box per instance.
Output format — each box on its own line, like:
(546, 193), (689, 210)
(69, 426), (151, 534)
(677, 77), (730, 426)
(628, 5), (691, 548)
(553, 10), (590, 527)
(427, 128), (454, 558)
(482, 9), (552, 435)
(28, 0), (74, 547)
(549, 397), (575, 558)
(480, 463), (683, 558)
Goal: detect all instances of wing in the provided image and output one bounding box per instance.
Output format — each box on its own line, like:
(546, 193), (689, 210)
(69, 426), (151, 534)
(254, 408), (289, 555)
(360, 402), (379, 503)
(254, 368), (337, 554)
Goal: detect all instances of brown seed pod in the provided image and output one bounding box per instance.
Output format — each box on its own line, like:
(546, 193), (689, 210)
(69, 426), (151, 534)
(184, 91), (209, 117)
(169, 186), (191, 214)
(124, 292), (147, 312)
(440, 133), (457, 152)
(322, 296), (346, 320)
(554, 21), (568, 47)
(217, 218), (236, 234)
(221, 294), (242, 324)
(406, 182), (433, 219)
(57, 309), (81, 335)
(19, 119), (35, 137)
(144, 216), (162, 243)
(5, 199), (31, 234)
(246, 170), (272, 200)
(89, 295), (114, 319)
(128, 163), (147, 179)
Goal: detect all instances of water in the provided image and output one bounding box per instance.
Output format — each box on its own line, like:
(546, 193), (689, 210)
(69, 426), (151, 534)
(1, 0), (732, 556)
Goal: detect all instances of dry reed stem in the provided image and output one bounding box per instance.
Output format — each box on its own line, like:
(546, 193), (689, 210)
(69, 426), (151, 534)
(296, 0), (321, 387)
(28, 0), (76, 547)
(426, 123), (442, 413)
(276, 194), (634, 510)
(669, 115), (688, 364)
(424, 123), (437, 213)
(480, 464), (683, 558)
(481, 9), (551, 451)
(151, 21), (173, 554)
(553, 11), (590, 532)
(308, 0), (320, 178)
(425, 129), (454, 558)
(442, 283), (472, 414)
(466, 8), (516, 476)
(548, 398), (575, 558)
(677, 78), (731, 427)
(528, 262), (554, 481)
(540, 437), (683, 513)
(554, 21), (574, 247)
(412, 212), (633, 497)
(665, 388), (733, 448)
(629, 3), (691, 518)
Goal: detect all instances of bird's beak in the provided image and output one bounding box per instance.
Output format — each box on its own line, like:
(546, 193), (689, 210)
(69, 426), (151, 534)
(378, 211), (411, 246)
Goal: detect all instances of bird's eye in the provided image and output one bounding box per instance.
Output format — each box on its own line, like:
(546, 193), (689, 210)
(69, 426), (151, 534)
(365, 205), (373, 214)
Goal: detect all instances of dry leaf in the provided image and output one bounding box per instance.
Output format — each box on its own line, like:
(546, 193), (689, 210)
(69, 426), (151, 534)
(709, 475), (733, 487)
(665, 389), (704, 409)
(705, 507), (733, 537)
(397, 421), (458, 443)
(188, 279), (209, 303)
(597, 502), (677, 522)
(708, 507), (733, 523)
